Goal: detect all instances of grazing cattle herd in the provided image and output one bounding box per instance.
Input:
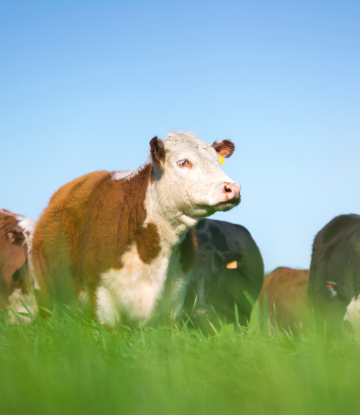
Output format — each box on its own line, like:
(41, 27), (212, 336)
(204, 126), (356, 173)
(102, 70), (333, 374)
(1, 130), (359, 336)
(308, 214), (360, 334)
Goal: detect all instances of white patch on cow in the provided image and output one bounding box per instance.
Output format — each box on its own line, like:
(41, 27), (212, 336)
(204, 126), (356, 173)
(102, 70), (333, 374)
(27, 255), (41, 291)
(96, 244), (170, 326)
(344, 296), (360, 323)
(96, 221), (191, 328)
(111, 169), (138, 181)
(27, 234), (42, 291)
(25, 219), (43, 291)
(96, 286), (120, 325)
(15, 215), (36, 251)
(7, 288), (38, 324)
(345, 296), (360, 340)
(16, 216), (36, 235)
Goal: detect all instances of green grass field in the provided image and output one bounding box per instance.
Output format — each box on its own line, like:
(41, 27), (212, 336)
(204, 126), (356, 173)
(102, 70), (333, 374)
(1, 305), (359, 415)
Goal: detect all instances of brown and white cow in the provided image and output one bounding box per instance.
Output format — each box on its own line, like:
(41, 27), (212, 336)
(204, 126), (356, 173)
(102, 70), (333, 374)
(258, 267), (309, 334)
(0, 209), (37, 322)
(30, 131), (241, 328)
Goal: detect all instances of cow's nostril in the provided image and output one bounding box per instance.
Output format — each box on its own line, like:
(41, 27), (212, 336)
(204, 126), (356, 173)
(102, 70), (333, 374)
(223, 183), (241, 199)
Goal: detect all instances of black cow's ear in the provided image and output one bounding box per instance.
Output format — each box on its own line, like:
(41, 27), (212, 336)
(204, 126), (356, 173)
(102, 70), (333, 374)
(150, 136), (165, 168)
(211, 140), (235, 158)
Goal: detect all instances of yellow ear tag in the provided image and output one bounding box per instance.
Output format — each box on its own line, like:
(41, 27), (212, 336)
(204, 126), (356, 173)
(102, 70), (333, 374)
(227, 261), (237, 269)
(219, 155), (225, 164)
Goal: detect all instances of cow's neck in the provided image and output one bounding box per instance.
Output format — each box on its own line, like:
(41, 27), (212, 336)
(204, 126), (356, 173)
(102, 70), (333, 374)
(144, 180), (198, 248)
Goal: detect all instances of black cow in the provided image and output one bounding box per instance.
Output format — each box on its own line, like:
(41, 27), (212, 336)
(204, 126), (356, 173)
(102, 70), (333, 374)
(308, 214), (360, 333)
(183, 218), (264, 334)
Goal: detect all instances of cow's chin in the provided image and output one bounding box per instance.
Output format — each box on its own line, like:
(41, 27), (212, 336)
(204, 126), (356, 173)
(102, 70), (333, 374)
(188, 198), (241, 219)
(213, 197), (241, 212)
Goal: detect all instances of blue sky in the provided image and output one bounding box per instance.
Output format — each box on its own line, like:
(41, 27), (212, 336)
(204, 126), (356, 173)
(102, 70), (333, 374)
(1, 1), (359, 272)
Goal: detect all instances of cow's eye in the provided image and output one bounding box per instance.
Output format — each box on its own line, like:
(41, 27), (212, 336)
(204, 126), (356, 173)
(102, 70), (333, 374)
(177, 159), (190, 167)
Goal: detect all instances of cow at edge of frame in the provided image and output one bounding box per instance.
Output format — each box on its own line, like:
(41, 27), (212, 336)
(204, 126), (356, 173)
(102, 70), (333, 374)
(0, 208), (36, 323)
(308, 214), (360, 335)
(183, 218), (264, 334)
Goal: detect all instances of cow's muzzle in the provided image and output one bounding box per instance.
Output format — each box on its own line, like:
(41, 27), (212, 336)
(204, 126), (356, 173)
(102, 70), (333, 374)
(223, 182), (241, 201)
(215, 182), (241, 208)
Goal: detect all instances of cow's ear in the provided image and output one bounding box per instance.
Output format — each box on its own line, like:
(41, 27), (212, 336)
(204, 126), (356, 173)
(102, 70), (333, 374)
(150, 136), (165, 168)
(211, 140), (235, 158)
(0, 215), (26, 246)
(5, 227), (26, 246)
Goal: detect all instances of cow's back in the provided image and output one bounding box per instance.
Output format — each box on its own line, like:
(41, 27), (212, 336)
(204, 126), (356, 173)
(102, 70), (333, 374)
(259, 267), (309, 334)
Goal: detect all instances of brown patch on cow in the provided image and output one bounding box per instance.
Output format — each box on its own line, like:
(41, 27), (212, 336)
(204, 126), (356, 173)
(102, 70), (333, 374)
(211, 140), (235, 158)
(135, 223), (161, 264)
(179, 227), (198, 274)
(258, 267), (309, 334)
(150, 136), (165, 168)
(31, 163), (160, 310)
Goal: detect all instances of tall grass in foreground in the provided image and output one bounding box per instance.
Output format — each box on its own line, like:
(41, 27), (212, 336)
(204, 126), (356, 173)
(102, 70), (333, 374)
(0, 306), (359, 415)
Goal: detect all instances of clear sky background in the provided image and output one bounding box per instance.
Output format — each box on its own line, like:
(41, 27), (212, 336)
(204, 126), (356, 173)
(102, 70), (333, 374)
(1, 1), (359, 272)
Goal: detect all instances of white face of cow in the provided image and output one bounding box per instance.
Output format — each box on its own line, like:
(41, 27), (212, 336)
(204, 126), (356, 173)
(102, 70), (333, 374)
(150, 131), (241, 222)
